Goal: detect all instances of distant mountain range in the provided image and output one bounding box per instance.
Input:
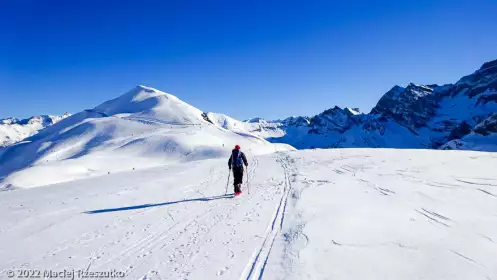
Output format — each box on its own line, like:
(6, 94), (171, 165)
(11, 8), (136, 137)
(244, 59), (497, 151)
(1, 59), (495, 152)
(0, 114), (70, 147)
(1, 59), (496, 189)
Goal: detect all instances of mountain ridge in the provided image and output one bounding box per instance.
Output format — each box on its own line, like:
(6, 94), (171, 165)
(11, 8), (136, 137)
(0, 113), (71, 147)
(1, 59), (496, 152)
(257, 59), (497, 151)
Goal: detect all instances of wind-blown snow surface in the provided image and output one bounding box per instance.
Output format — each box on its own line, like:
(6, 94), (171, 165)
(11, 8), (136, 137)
(0, 149), (496, 280)
(0, 86), (292, 189)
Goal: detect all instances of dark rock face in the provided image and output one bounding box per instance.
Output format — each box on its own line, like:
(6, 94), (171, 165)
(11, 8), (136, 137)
(370, 83), (439, 129)
(474, 113), (497, 136)
(477, 92), (497, 105)
(280, 116), (310, 127)
(308, 106), (357, 134)
(201, 113), (214, 125)
(448, 121), (472, 141)
(480, 59), (497, 71)
(454, 59), (497, 99)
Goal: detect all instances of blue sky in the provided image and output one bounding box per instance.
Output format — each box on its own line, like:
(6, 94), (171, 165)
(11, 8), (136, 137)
(1, 0), (496, 120)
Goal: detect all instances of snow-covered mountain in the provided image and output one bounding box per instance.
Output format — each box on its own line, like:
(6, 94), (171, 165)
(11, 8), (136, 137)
(256, 59), (497, 151)
(0, 85), (293, 189)
(0, 114), (70, 147)
(2, 59), (496, 189)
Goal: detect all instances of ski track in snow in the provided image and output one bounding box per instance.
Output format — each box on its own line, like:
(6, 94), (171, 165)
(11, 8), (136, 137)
(240, 153), (293, 280)
(0, 151), (293, 280)
(1, 149), (497, 280)
(1, 153), (287, 280)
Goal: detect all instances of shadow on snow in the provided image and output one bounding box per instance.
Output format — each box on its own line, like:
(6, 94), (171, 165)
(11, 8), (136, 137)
(84, 194), (234, 214)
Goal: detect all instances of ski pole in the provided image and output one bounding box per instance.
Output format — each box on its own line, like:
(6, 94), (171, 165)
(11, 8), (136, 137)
(247, 165), (250, 194)
(225, 170), (231, 195)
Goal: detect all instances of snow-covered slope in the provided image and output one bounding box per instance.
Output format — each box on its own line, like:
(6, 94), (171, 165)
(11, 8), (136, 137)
(0, 149), (495, 279)
(0, 114), (70, 147)
(262, 59), (497, 151)
(0, 86), (293, 189)
(207, 112), (285, 139)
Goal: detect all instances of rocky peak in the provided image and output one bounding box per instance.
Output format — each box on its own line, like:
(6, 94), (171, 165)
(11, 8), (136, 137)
(479, 59), (497, 74)
(280, 116), (310, 127)
(453, 59), (497, 99)
(309, 106), (357, 134)
(370, 83), (438, 129)
(347, 108), (361, 115)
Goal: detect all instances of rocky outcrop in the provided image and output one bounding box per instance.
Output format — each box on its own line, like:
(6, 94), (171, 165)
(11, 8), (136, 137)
(473, 113), (497, 136)
(370, 83), (439, 129)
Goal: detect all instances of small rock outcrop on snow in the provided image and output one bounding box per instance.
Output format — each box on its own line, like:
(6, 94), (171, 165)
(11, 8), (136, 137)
(0, 113), (70, 147)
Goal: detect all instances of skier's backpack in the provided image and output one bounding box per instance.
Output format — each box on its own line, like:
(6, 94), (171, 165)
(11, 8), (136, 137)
(233, 150), (243, 167)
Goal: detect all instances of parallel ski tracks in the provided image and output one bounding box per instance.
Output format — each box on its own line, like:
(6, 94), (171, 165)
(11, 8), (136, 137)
(241, 153), (293, 280)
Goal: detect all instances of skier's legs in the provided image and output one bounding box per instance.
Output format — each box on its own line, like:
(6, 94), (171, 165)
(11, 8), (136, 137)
(233, 167), (243, 193)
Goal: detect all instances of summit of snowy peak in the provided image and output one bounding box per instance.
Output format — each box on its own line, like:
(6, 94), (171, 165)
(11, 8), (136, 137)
(345, 107), (361, 115)
(479, 59), (497, 73)
(133, 85), (166, 95)
(93, 85), (206, 124)
(389, 85), (405, 96)
(408, 83), (435, 90)
(136, 84), (157, 90)
(408, 83), (436, 94)
(454, 59), (497, 96)
(308, 106), (357, 134)
(320, 106), (362, 118)
(280, 116), (310, 126)
(374, 84), (434, 102)
(370, 82), (437, 129)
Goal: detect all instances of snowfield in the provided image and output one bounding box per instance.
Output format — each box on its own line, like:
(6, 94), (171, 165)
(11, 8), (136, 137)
(1, 149), (496, 280)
